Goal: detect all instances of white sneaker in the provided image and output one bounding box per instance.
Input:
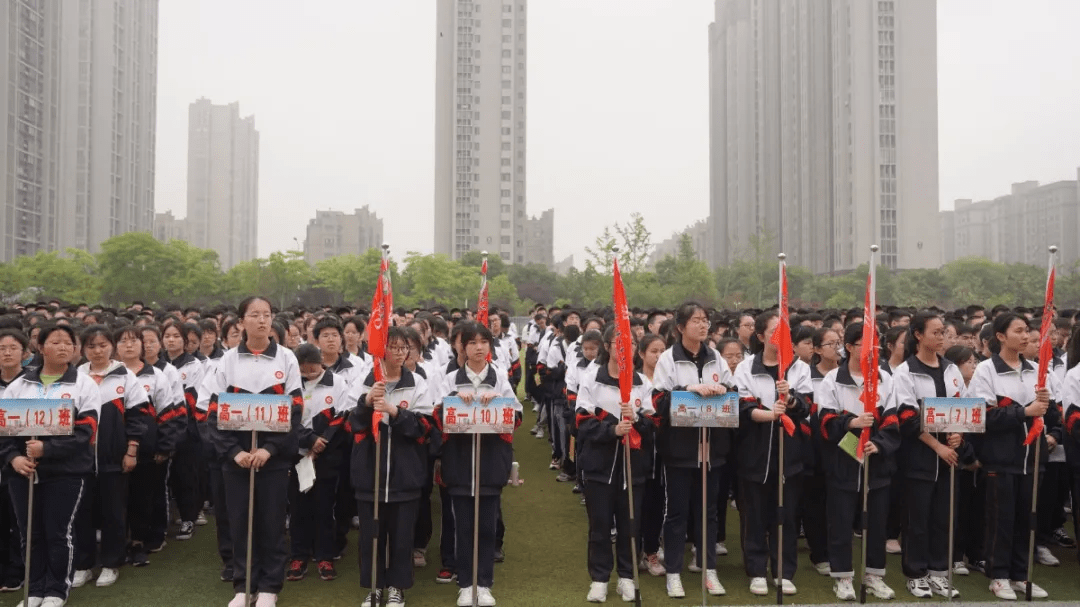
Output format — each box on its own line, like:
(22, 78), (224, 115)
(688, 546), (701, 572)
(255, 593), (277, 607)
(456, 588), (472, 607)
(71, 569), (92, 588)
(814, 561), (832, 576)
(863, 573), (895, 599)
(749, 576), (768, 596)
(1010, 580), (1047, 599)
(886, 538), (902, 554)
(586, 581), (607, 602)
(952, 561), (969, 576)
(1036, 545), (1060, 566)
(706, 569), (726, 595)
(15, 598), (44, 607)
(616, 578), (635, 602)
(928, 575), (959, 598)
(96, 567), (119, 587)
(715, 541), (728, 556)
(40, 599), (64, 607)
(476, 587), (496, 607)
(666, 573), (685, 598)
(834, 577), (856, 601)
(773, 577), (796, 595)
(989, 579), (1016, 600)
(227, 594), (248, 607)
(906, 576), (932, 598)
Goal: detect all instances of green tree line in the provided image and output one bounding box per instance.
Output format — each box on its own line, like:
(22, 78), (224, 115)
(0, 231), (1074, 313)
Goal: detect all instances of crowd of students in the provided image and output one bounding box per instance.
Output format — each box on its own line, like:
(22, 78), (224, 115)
(0, 298), (1077, 606)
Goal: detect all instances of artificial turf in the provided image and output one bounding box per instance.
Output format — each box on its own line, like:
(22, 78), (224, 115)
(12, 401), (1080, 607)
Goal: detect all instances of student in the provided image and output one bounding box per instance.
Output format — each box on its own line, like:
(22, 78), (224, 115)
(635, 333), (668, 576)
(734, 311), (812, 596)
(140, 324), (183, 554)
(162, 321), (206, 540)
(967, 312), (1058, 600)
(286, 344), (348, 583)
(892, 313), (967, 598)
(1, 323), (100, 607)
(716, 338), (744, 376)
(221, 317), (243, 350)
(1057, 323), (1080, 573)
(792, 325), (816, 365)
(651, 302), (733, 599)
(577, 325), (657, 603)
(403, 326), (441, 570)
(72, 325), (152, 589)
(0, 329), (27, 592)
(434, 322), (521, 607)
(816, 322), (900, 601)
(205, 296), (304, 607)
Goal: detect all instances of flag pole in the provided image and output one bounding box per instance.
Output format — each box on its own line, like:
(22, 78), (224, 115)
(1026, 244), (1056, 601)
(776, 253), (787, 606)
(470, 251), (489, 607)
(370, 243), (389, 606)
(859, 244), (878, 605)
(22, 437), (36, 607)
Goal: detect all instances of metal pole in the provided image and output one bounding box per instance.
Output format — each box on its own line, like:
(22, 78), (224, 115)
(624, 431), (642, 607)
(23, 436), (36, 607)
(948, 464), (956, 602)
(859, 454), (870, 604)
(371, 416), (383, 604)
(245, 429), (256, 606)
(700, 426), (708, 607)
(776, 424), (785, 605)
(472, 433), (481, 607)
(1026, 438), (1041, 602)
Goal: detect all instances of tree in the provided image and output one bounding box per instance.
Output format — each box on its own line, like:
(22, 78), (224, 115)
(458, 250), (506, 279)
(97, 232), (177, 306)
(7, 249), (103, 303)
(314, 248), (397, 305)
(398, 253), (477, 309)
(655, 234), (718, 306)
(261, 251), (314, 309)
(506, 263), (559, 305)
(584, 212), (653, 275)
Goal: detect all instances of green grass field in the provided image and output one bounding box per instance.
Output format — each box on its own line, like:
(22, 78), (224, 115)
(8, 400), (1080, 606)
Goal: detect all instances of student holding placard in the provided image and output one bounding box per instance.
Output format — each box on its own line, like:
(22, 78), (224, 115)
(815, 321), (901, 601)
(1, 323), (100, 607)
(892, 312), (969, 599)
(204, 296), (304, 607)
(576, 325), (657, 603)
(651, 302), (733, 599)
(734, 310), (813, 596)
(348, 327), (436, 606)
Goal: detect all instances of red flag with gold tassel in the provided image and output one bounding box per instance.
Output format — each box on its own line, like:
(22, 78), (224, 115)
(612, 256), (640, 449)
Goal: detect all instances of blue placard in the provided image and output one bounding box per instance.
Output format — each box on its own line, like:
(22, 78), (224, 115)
(216, 393), (292, 433)
(922, 397), (986, 434)
(0, 399), (75, 437)
(442, 396), (518, 434)
(669, 392), (740, 428)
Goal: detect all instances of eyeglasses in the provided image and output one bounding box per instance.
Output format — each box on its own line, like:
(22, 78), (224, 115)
(387, 345), (409, 354)
(739, 323), (755, 329)
(244, 313), (272, 320)
(820, 341), (841, 349)
(687, 316), (710, 325)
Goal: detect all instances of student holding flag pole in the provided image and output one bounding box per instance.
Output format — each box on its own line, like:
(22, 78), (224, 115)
(733, 254), (812, 599)
(816, 245), (900, 602)
(578, 252), (656, 604)
(967, 246), (1060, 601)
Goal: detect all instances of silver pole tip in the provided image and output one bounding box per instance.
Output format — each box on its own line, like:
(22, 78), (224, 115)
(1050, 245), (1059, 254)
(777, 253), (786, 261)
(481, 250), (488, 257)
(870, 244), (880, 253)
(381, 244), (389, 251)
(611, 246), (620, 254)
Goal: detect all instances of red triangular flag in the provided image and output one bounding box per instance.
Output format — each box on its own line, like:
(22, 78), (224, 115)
(769, 260), (795, 436)
(368, 256), (389, 440)
(857, 271), (880, 459)
(1027, 264), (1055, 445)
(612, 257), (640, 449)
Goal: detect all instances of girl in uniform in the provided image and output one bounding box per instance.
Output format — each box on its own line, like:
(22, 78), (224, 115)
(205, 296), (304, 607)
(636, 333), (668, 576)
(162, 321), (205, 541)
(801, 327), (843, 576)
(0, 328), (26, 592)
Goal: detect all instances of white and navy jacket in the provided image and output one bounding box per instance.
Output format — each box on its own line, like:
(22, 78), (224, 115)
(131, 361), (186, 457)
(967, 354), (1060, 475)
(815, 365), (900, 491)
(167, 351), (205, 443)
(299, 368), (349, 474)
(575, 365), (657, 486)
(1056, 362), (1080, 470)
(434, 364), (522, 497)
(0, 365), (101, 479)
(78, 360), (152, 474)
(348, 367), (436, 503)
(651, 341), (734, 469)
(892, 355), (975, 481)
(203, 341), (304, 472)
(734, 354), (813, 483)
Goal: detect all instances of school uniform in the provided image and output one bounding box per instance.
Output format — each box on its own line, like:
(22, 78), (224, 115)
(433, 364), (522, 592)
(1037, 352), (1070, 548)
(815, 365), (900, 579)
(411, 362), (444, 556)
(1056, 363), (1080, 563)
(734, 354), (813, 581)
(575, 366), (656, 583)
(289, 368), (348, 564)
(651, 342), (734, 574)
(796, 364), (831, 569)
(0, 365), (99, 603)
(73, 361), (152, 572)
(148, 358), (182, 550)
(893, 355), (974, 581)
(334, 350), (370, 553)
(966, 354), (1061, 582)
(523, 321), (542, 403)
(0, 371), (24, 588)
(205, 341), (304, 597)
(167, 351), (207, 526)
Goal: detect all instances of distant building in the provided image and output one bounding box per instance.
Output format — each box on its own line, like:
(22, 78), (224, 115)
(649, 218), (712, 269)
(184, 99), (259, 269)
(0, 0), (158, 261)
(154, 211), (187, 243)
(523, 209), (554, 269)
(941, 172), (1080, 267)
(434, 0), (529, 263)
(709, 0), (939, 273)
(303, 206), (384, 264)
(553, 255), (575, 276)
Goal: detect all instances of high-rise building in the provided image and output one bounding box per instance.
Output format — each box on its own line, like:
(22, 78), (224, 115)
(0, 0), (158, 261)
(303, 206), (384, 264)
(434, 0), (539, 264)
(708, 0), (939, 273)
(522, 209), (553, 269)
(154, 210), (186, 243)
(184, 98), (259, 269)
(648, 218), (713, 270)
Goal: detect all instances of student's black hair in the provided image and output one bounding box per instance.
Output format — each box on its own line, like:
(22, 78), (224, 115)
(843, 321), (864, 346)
(637, 333), (665, 356)
(581, 328), (604, 348)
(113, 325), (142, 348)
(988, 312), (1026, 355)
(294, 343), (323, 366)
(458, 321), (494, 350)
(387, 325), (409, 348)
(792, 324), (816, 345)
(673, 302), (707, 333)
(198, 318), (219, 335)
(343, 316), (366, 335)
(1067, 323), (1080, 371)
(944, 345), (975, 368)
(533, 312), (546, 323)
(220, 316), (240, 338)
(180, 321), (203, 341)
(902, 311), (941, 360)
(596, 324), (618, 367)
(270, 321), (288, 345)
(312, 317), (344, 341)
(809, 326), (842, 366)
(237, 296), (273, 319)
(0, 328), (29, 353)
(882, 325), (906, 361)
(562, 324), (582, 345)
(38, 322), (78, 347)
(402, 326), (425, 353)
(749, 310), (780, 355)
(81, 324), (115, 349)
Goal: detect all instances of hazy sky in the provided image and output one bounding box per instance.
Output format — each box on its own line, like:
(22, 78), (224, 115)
(154, 0), (1080, 265)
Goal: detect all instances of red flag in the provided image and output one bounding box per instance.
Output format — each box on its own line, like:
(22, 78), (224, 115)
(857, 272), (880, 459)
(476, 257), (489, 327)
(368, 256), (389, 440)
(769, 260), (796, 436)
(1026, 264), (1056, 445)
(612, 257), (640, 449)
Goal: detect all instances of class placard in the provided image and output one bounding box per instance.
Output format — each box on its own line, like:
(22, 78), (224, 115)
(921, 397), (986, 434)
(216, 394), (292, 433)
(0, 399), (75, 437)
(669, 392), (739, 428)
(442, 396), (518, 434)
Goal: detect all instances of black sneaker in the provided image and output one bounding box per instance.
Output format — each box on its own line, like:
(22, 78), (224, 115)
(286, 559), (307, 581)
(968, 560), (986, 574)
(317, 560), (337, 581)
(148, 540), (167, 553)
(176, 521), (195, 540)
(571, 484), (582, 494)
(494, 548), (505, 563)
(435, 568), (457, 584)
(220, 566), (234, 582)
(0, 579), (23, 592)
(132, 546), (150, 567)
(1052, 527), (1077, 548)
